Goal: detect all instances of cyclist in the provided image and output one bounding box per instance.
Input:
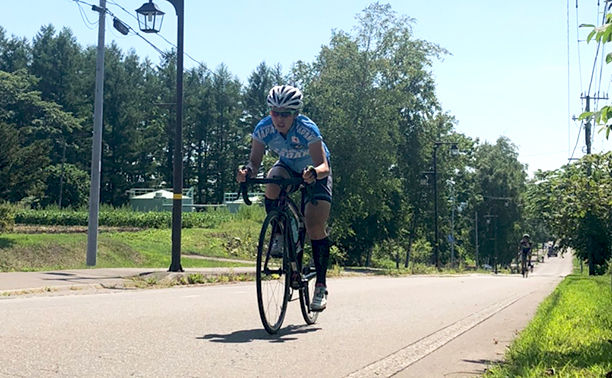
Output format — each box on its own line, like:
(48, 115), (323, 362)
(236, 85), (332, 311)
(519, 234), (533, 273)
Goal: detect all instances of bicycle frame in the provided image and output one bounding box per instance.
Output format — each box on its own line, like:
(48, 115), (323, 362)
(239, 176), (320, 332)
(238, 176), (307, 271)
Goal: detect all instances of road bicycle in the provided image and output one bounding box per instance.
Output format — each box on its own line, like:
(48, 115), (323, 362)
(520, 251), (530, 278)
(238, 176), (320, 334)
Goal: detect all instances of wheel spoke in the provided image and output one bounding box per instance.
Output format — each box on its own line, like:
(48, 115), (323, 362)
(256, 212), (289, 334)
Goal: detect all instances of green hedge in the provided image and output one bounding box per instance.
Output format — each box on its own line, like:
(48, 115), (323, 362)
(15, 208), (235, 229)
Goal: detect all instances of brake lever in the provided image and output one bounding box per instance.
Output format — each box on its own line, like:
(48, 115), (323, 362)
(238, 181), (252, 206)
(304, 180), (317, 206)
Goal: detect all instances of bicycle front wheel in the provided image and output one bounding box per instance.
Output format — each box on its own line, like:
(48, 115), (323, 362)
(299, 259), (319, 325)
(256, 211), (290, 334)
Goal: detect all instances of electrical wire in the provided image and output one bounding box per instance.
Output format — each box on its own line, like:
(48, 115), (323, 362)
(69, 0), (169, 57)
(569, 118), (584, 160)
(72, 0), (98, 29)
(576, 1), (584, 94)
(104, 0), (221, 79)
(107, 1), (222, 78)
(595, 1), (608, 112)
(568, 0), (571, 161)
(70, 0), (232, 95)
(106, 0), (139, 22)
(522, 150), (569, 158)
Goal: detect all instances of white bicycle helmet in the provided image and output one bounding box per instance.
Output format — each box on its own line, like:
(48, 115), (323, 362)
(267, 85), (303, 111)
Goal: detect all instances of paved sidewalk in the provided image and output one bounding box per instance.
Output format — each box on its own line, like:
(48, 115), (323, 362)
(0, 266), (256, 295)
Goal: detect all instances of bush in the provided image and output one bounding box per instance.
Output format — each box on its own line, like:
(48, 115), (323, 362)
(370, 239), (405, 269)
(408, 238), (433, 265)
(14, 207), (237, 229)
(0, 202), (17, 232)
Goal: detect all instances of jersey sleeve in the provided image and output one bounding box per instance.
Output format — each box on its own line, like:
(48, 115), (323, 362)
(295, 117), (323, 146)
(252, 117), (273, 145)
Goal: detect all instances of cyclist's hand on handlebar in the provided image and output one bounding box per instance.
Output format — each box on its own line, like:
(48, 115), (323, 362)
(236, 165), (252, 183)
(303, 165), (317, 185)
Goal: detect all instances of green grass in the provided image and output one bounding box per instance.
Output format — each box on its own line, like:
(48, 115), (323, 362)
(483, 261), (612, 378)
(0, 205), (266, 272)
(0, 225), (260, 272)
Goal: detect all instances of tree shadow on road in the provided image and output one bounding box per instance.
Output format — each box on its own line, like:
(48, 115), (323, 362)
(199, 324), (320, 343)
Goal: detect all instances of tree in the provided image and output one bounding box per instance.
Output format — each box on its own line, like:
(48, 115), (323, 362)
(41, 164), (90, 208)
(470, 137), (527, 269)
(183, 64), (215, 204)
(525, 154), (612, 275)
(98, 45), (156, 206)
(208, 64), (243, 203)
(0, 70), (79, 203)
(579, 16), (612, 137)
(0, 27), (31, 72)
(293, 3), (451, 265)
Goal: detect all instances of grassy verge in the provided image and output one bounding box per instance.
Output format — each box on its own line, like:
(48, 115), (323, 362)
(0, 223), (261, 272)
(483, 260), (612, 378)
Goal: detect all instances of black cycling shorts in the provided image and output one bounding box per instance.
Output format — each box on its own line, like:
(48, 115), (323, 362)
(272, 160), (332, 203)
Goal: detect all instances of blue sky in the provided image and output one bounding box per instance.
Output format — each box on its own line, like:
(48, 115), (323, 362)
(1, 0), (610, 175)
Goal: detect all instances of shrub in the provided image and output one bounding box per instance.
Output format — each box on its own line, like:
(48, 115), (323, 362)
(370, 239), (406, 269)
(0, 202), (17, 232)
(408, 238), (433, 265)
(14, 207), (238, 229)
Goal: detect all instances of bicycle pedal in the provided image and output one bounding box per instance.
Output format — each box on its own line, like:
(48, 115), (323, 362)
(291, 275), (302, 289)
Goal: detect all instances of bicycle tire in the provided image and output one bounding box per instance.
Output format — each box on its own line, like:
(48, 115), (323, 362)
(299, 259), (319, 325)
(256, 211), (290, 334)
(522, 258), (528, 278)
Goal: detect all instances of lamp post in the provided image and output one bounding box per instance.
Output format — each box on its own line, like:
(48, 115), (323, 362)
(484, 214), (498, 274)
(447, 179), (455, 269)
(432, 142), (459, 268)
(137, 0), (185, 272)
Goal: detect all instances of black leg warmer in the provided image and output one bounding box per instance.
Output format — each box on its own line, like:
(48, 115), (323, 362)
(311, 237), (330, 286)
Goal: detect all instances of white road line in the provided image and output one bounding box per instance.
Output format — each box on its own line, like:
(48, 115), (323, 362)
(345, 292), (532, 378)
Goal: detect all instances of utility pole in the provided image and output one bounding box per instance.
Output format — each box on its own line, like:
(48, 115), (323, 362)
(448, 180), (455, 269)
(475, 211), (479, 270)
(580, 93), (607, 275)
(484, 214), (498, 274)
(87, 0), (106, 266)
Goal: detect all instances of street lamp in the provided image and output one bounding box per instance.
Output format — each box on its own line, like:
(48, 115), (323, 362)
(484, 214), (498, 274)
(137, 0), (185, 272)
(447, 179), (456, 269)
(432, 142), (459, 268)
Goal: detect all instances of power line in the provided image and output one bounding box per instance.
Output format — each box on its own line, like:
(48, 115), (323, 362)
(568, 0), (571, 161)
(576, 1), (584, 94)
(69, 0), (234, 97)
(569, 118), (583, 161)
(71, 0), (98, 29)
(102, 0), (223, 81)
(522, 150), (569, 158)
(69, 0), (168, 57)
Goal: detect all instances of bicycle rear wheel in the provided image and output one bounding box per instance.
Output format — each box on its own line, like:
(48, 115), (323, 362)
(299, 259), (319, 325)
(256, 211), (290, 334)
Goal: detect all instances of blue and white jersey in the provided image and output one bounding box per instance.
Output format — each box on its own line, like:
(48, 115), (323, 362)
(252, 114), (331, 173)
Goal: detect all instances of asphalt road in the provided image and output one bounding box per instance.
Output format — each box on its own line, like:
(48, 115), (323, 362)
(0, 255), (572, 378)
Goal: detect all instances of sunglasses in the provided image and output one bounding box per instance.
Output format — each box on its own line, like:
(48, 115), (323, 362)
(270, 110), (296, 118)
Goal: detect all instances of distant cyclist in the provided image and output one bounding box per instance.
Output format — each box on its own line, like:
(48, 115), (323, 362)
(236, 85), (332, 311)
(519, 234), (533, 272)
